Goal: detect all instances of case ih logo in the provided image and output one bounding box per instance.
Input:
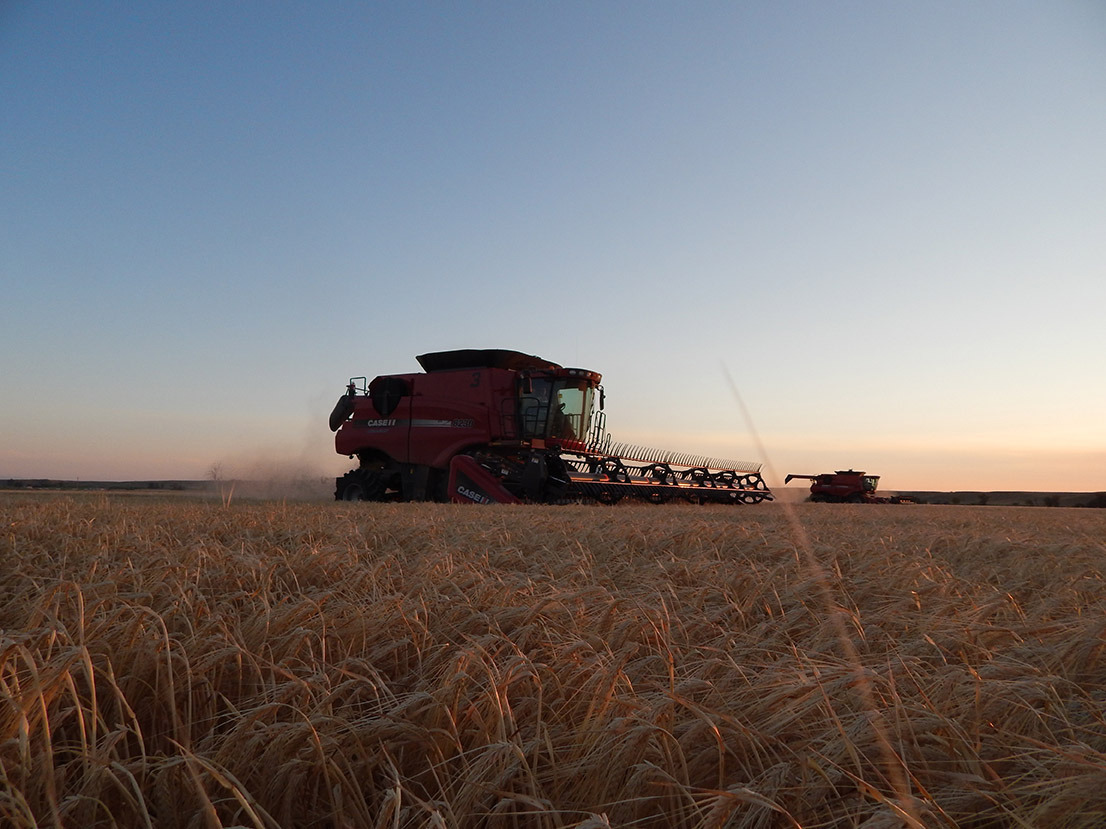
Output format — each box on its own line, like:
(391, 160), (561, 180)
(362, 419), (397, 428)
(456, 485), (491, 504)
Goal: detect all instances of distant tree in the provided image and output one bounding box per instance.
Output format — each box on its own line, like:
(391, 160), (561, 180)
(977, 493), (989, 506)
(208, 462), (234, 505)
(1043, 495), (1060, 508)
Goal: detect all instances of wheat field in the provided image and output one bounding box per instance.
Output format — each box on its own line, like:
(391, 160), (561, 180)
(2, 494), (1104, 828)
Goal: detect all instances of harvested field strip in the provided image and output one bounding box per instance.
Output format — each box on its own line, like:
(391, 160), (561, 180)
(2, 495), (1105, 827)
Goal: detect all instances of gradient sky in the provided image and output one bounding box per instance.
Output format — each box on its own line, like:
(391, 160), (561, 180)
(3, 2), (1105, 492)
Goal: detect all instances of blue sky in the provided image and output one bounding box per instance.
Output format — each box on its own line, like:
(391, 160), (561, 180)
(3, 2), (1104, 491)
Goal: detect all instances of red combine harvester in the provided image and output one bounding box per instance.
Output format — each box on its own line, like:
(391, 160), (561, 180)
(784, 470), (916, 504)
(330, 349), (772, 505)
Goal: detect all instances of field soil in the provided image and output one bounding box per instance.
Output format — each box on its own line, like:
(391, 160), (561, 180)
(2, 494), (1104, 828)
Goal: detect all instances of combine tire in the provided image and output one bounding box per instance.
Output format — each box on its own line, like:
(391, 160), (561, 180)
(336, 470), (385, 501)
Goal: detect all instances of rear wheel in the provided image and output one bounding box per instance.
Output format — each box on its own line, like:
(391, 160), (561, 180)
(336, 470), (386, 501)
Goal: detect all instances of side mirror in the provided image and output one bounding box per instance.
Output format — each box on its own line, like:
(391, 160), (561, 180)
(599, 386), (605, 410)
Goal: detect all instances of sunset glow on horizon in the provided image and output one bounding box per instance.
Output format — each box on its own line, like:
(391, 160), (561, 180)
(3, 3), (1104, 494)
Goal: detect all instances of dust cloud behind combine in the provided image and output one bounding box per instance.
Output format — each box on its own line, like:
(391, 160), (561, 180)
(210, 460), (335, 501)
(208, 423), (346, 501)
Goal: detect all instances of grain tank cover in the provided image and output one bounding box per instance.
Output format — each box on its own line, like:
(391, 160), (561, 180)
(416, 349), (562, 373)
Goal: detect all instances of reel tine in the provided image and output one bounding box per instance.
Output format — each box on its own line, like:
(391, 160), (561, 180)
(598, 442), (762, 474)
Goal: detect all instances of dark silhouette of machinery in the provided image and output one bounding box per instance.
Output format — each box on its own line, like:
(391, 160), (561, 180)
(329, 349), (772, 505)
(785, 470), (916, 504)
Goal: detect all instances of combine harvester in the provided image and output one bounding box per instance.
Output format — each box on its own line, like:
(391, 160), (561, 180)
(329, 349), (772, 505)
(785, 470), (916, 504)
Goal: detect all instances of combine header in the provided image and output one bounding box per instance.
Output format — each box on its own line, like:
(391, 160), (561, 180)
(785, 470), (916, 504)
(329, 349), (772, 505)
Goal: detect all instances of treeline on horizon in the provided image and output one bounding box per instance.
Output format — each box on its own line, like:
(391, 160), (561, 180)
(2, 479), (1106, 507)
(0, 479), (209, 492)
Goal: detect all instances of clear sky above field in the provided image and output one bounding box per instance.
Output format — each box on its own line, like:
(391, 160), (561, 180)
(2, 2), (1104, 492)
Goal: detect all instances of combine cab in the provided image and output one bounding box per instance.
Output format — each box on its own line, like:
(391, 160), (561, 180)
(330, 349), (772, 505)
(785, 470), (916, 504)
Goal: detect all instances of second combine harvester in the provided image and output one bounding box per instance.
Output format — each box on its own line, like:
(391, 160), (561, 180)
(329, 349), (772, 505)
